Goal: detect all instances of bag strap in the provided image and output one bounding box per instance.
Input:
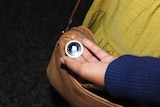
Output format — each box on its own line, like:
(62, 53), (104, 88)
(63, 0), (81, 33)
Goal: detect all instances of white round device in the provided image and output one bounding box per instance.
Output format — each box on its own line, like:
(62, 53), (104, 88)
(65, 40), (83, 58)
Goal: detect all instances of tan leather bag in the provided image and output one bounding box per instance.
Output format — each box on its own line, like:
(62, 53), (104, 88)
(46, 26), (123, 107)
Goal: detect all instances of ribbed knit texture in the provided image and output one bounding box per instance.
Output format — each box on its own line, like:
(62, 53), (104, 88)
(105, 55), (160, 105)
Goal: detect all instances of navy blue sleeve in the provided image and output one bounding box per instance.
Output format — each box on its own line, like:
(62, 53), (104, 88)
(105, 55), (160, 105)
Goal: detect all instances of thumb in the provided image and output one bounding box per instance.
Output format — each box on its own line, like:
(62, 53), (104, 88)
(60, 56), (81, 73)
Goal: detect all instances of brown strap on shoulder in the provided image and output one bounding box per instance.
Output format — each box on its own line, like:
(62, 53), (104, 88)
(63, 0), (81, 32)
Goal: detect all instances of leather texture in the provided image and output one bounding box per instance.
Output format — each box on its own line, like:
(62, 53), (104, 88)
(46, 26), (123, 107)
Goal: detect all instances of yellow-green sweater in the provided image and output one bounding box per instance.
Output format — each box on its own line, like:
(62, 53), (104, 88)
(83, 0), (160, 57)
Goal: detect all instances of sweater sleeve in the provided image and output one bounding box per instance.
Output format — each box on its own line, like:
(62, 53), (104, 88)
(105, 55), (160, 105)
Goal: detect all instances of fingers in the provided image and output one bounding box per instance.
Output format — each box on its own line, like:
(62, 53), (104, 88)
(82, 39), (109, 60)
(82, 46), (98, 62)
(60, 56), (106, 86)
(60, 56), (82, 75)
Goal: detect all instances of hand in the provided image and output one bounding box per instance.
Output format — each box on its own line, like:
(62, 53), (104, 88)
(60, 38), (116, 86)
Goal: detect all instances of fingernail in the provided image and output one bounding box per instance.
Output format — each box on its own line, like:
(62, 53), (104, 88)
(60, 57), (65, 64)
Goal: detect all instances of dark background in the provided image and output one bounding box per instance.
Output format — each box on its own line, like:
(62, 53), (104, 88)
(0, 0), (92, 107)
